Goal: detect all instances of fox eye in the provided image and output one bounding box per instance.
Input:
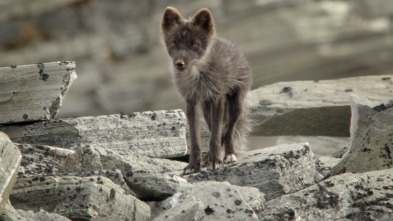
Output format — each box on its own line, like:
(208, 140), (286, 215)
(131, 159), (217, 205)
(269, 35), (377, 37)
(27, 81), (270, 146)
(170, 42), (176, 47)
(192, 43), (199, 49)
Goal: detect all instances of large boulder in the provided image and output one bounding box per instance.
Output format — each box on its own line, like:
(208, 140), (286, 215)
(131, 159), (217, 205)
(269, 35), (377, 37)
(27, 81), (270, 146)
(0, 132), (22, 215)
(330, 94), (393, 175)
(0, 61), (77, 124)
(0, 110), (187, 158)
(186, 143), (317, 200)
(258, 167), (393, 220)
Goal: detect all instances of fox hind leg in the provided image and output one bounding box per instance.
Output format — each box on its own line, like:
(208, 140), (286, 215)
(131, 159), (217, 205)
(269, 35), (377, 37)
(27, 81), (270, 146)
(224, 88), (246, 163)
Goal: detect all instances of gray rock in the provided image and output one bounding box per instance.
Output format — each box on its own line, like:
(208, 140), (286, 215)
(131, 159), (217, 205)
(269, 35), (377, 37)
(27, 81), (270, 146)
(17, 143), (186, 197)
(96, 146), (188, 200)
(96, 145), (187, 175)
(1, 109), (187, 158)
(330, 146), (349, 158)
(16, 143), (74, 178)
(186, 143), (317, 200)
(10, 175), (151, 220)
(316, 156), (341, 177)
(258, 168), (393, 220)
(275, 136), (350, 159)
(0, 200), (70, 221)
(128, 172), (189, 201)
(0, 61), (77, 124)
(247, 75), (393, 136)
(330, 94), (393, 175)
(153, 181), (265, 221)
(69, 169), (136, 197)
(0, 132), (22, 215)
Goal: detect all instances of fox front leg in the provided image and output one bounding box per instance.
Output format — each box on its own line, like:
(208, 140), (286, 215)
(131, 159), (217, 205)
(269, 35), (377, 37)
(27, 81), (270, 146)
(183, 100), (202, 175)
(204, 98), (224, 170)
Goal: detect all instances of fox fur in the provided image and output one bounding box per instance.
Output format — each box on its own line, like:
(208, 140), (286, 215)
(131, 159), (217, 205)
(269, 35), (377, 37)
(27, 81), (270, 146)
(161, 7), (252, 174)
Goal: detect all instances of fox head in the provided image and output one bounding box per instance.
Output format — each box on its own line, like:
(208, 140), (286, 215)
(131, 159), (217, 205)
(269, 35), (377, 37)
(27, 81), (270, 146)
(161, 7), (215, 71)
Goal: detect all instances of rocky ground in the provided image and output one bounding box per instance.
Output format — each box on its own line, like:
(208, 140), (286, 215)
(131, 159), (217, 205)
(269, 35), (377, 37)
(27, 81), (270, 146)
(1, 62), (393, 220)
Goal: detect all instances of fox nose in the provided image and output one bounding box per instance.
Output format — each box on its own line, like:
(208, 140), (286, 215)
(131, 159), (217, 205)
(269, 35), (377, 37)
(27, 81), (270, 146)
(175, 60), (185, 69)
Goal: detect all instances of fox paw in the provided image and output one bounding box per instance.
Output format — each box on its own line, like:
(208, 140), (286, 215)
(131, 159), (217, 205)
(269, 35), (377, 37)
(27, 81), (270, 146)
(203, 152), (223, 171)
(182, 161), (201, 175)
(224, 154), (237, 164)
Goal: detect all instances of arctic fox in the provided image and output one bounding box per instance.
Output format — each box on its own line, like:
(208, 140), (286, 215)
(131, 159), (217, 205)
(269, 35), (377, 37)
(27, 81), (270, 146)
(161, 7), (252, 174)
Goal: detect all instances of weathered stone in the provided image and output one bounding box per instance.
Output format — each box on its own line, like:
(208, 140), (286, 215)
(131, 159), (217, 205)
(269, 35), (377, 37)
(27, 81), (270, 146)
(186, 143), (317, 200)
(10, 175), (151, 220)
(0, 61), (77, 124)
(0, 132), (22, 215)
(0, 200), (70, 221)
(330, 146), (349, 158)
(96, 145), (187, 175)
(153, 181), (264, 221)
(275, 136), (350, 158)
(96, 146), (187, 199)
(316, 156), (341, 177)
(247, 75), (393, 136)
(1, 110), (187, 158)
(17, 143), (186, 197)
(258, 168), (393, 220)
(128, 172), (189, 201)
(16, 143), (74, 178)
(330, 94), (393, 175)
(77, 169), (136, 196)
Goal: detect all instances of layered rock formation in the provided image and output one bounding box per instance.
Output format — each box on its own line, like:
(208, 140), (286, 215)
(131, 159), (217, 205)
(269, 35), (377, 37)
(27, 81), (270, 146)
(1, 61), (393, 220)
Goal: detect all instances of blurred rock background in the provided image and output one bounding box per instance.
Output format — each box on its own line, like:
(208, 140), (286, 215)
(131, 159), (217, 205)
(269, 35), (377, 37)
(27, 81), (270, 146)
(1, 0), (393, 118)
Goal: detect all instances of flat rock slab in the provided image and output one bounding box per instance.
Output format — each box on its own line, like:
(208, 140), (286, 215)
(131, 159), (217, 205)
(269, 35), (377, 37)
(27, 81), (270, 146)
(0, 61), (77, 124)
(153, 181), (265, 221)
(258, 168), (393, 220)
(247, 75), (393, 136)
(10, 175), (151, 220)
(186, 143), (317, 200)
(0, 132), (22, 215)
(330, 94), (393, 175)
(0, 109), (187, 158)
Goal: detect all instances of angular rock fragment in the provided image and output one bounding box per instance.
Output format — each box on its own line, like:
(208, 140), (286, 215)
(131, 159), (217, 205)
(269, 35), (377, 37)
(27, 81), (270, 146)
(330, 94), (393, 175)
(10, 175), (151, 220)
(17, 144), (186, 197)
(258, 168), (393, 220)
(127, 172), (189, 201)
(153, 181), (265, 221)
(0, 61), (77, 124)
(16, 143), (75, 178)
(186, 143), (317, 200)
(1, 109), (187, 158)
(275, 136), (350, 158)
(247, 75), (393, 136)
(316, 156), (341, 177)
(0, 132), (22, 215)
(96, 146), (187, 200)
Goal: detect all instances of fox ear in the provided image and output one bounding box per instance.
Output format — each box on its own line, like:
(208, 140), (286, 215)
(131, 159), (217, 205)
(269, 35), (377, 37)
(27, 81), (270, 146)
(192, 8), (215, 36)
(162, 7), (183, 33)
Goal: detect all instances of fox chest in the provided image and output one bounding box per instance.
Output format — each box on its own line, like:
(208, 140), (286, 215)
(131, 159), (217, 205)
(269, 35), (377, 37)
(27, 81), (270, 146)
(175, 72), (221, 101)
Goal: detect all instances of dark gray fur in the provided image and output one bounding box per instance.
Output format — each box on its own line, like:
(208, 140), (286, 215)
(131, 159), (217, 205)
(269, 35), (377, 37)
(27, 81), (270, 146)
(161, 7), (252, 174)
